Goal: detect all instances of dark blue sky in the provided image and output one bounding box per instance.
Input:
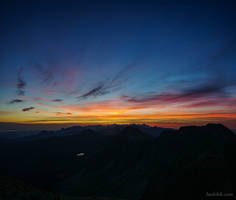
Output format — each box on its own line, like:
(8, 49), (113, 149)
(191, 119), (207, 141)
(0, 0), (236, 128)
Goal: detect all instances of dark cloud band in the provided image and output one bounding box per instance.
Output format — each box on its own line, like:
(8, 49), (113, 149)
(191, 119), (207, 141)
(22, 107), (35, 112)
(9, 99), (23, 104)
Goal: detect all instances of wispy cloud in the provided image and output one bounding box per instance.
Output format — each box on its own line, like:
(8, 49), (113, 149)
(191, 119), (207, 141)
(22, 107), (35, 112)
(9, 99), (23, 104)
(79, 84), (106, 99)
(17, 69), (26, 96)
(52, 99), (63, 102)
(31, 60), (55, 83)
(32, 97), (63, 103)
(30, 56), (80, 94)
(78, 61), (138, 99)
(204, 38), (236, 70)
(122, 80), (236, 112)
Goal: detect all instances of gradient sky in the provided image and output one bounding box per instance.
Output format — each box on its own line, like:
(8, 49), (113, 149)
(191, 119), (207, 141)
(0, 0), (236, 129)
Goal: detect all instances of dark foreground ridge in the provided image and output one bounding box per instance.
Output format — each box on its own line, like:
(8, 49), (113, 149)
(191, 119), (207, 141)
(0, 123), (235, 200)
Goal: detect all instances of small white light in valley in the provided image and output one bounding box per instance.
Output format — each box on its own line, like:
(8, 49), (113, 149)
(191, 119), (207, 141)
(77, 153), (85, 156)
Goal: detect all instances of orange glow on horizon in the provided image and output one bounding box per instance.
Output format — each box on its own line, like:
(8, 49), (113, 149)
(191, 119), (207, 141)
(1, 111), (235, 129)
(1, 96), (236, 129)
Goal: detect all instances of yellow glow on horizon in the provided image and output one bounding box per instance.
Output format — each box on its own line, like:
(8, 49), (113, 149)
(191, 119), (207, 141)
(1, 98), (235, 129)
(1, 112), (235, 124)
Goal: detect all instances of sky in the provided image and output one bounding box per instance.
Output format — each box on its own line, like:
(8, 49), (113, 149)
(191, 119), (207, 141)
(0, 0), (236, 130)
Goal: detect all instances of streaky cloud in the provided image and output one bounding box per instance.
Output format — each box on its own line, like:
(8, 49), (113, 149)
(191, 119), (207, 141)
(17, 69), (26, 96)
(22, 107), (35, 112)
(205, 38), (236, 69)
(9, 99), (23, 104)
(78, 61), (139, 99)
(31, 59), (55, 83)
(52, 99), (63, 102)
(79, 84), (105, 99)
(124, 81), (234, 105)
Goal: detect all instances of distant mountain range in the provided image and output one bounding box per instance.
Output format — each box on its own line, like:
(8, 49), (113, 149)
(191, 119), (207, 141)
(0, 123), (235, 200)
(0, 124), (171, 140)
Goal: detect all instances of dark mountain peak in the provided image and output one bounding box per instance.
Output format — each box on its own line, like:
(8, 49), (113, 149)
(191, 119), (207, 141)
(60, 125), (83, 133)
(129, 123), (151, 128)
(205, 123), (229, 129)
(122, 126), (146, 135)
(159, 129), (178, 137)
(78, 129), (98, 136)
(118, 126), (153, 141)
(179, 123), (233, 137)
